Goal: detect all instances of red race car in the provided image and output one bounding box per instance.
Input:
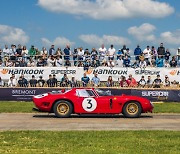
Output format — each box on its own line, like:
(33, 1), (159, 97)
(33, 88), (154, 118)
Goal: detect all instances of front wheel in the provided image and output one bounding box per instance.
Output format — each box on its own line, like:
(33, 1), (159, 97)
(123, 102), (142, 118)
(53, 100), (73, 118)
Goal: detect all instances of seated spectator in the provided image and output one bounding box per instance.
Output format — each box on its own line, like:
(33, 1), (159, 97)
(64, 60), (71, 67)
(125, 48), (131, 58)
(9, 44), (16, 61)
(146, 76), (153, 88)
(55, 47), (62, 56)
(16, 44), (22, 57)
(29, 75), (38, 87)
(123, 56), (130, 67)
(55, 56), (63, 67)
(70, 77), (78, 87)
(0, 60), (5, 67)
(119, 76), (129, 87)
(61, 74), (70, 87)
(77, 61), (84, 67)
(156, 56), (164, 67)
(21, 46), (28, 58)
(131, 60), (139, 69)
(38, 76), (45, 87)
(37, 58), (46, 67)
(8, 77), (16, 87)
(134, 45), (142, 61)
(138, 76), (146, 88)
(171, 80), (179, 88)
(139, 58), (147, 69)
(150, 57), (156, 67)
(120, 45), (127, 58)
(11, 74), (17, 86)
(107, 59), (115, 67)
(106, 76), (114, 87)
(19, 58), (27, 67)
(117, 49), (124, 60)
(52, 74), (58, 87)
(151, 46), (158, 60)
(170, 56), (177, 67)
(108, 44), (116, 60)
(177, 47), (180, 61)
(72, 48), (78, 66)
(0, 77), (4, 87)
(47, 55), (55, 67)
(91, 59), (100, 68)
(27, 58), (35, 67)
(164, 75), (170, 87)
(91, 73), (100, 87)
(40, 47), (48, 56)
(18, 74), (28, 87)
(164, 49), (171, 61)
(81, 73), (90, 87)
(127, 74), (137, 87)
(46, 74), (54, 87)
(153, 75), (162, 88)
(84, 59), (91, 71)
(164, 60), (170, 68)
(6, 59), (14, 67)
(116, 55), (123, 67)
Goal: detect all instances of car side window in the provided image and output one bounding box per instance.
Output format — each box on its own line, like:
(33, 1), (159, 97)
(86, 90), (96, 97)
(76, 89), (89, 97)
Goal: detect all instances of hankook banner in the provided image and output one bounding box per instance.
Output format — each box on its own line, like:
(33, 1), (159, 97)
(0, 67), (180, 82)
(0, 88), (179, 102)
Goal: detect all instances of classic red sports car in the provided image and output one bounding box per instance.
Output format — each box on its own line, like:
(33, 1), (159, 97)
(33, 88), (154, 118)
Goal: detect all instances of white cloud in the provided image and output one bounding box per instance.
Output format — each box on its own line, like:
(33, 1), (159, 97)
(38, 0), (174, 20)
(79, 34), (131, 46)
(0, 24), (29, 45)
(160, 29), (180, 45)
(41, 36), (75, 47)
(128, 23), (156, 42)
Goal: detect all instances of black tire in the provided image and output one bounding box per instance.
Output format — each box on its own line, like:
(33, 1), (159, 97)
(53, 100), (73, 118)
(122, 101), (142, 118)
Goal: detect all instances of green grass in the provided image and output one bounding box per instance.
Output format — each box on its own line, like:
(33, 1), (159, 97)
(0, 101), (179, 113)
(0, 131), (179, 154)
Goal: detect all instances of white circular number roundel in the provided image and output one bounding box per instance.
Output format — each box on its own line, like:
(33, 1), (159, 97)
(82, 98), (97, 112)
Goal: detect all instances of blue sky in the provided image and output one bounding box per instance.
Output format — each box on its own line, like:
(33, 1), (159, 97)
(0, 0), (179, 54)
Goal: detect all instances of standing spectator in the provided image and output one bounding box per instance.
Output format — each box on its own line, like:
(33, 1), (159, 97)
(78, 47), (84, 61)
(156, 56), (164, 67)
(91, 73), (100, 87)
(151, 46), (158, 60)
(146, 76), (153, 88)
(153, 75), (162, 88)
(127, 74), (137, 87)
(28, 45), (36, 57)
(61, 74), (70, 87)
(8, 77), (16, 87)
(72, 48), (78, 66)
(134, 45), (142, 61)
(91, 48), (98, 61)
(177, 47), (180, 60)
(29, 75), (38, 87)
(138, 76), (146, 88)
(16, 44), (22, 57)
(108, 44), (116, 60)
(123, 56), (130, 67)
(63, 44), (71, 61)
(170, 56), (177, 67)
(106, 76), (114, 87)
(119, 76), (129, 87)
(143, 46), (151, 66)
(9, 44), (16, 61)
(157, 43), (165, 57)
(164, 75), (170, 87)
(38, 76), (45, 87)
(22, 46), (28, 59)
(52, 74), (58, 87)
(46, 74), (54, 87)
(164, 49), (171, 61)
(125, 48), (131, 58)
(0, 77), (4, 87)
(49, 45), (55, 56)
(2, 45), (10, 56)
(120, 45), (127, 57)
(81, 73), (90, 87)
(99, 44), (107, 62)
(70, 77), (78, 87)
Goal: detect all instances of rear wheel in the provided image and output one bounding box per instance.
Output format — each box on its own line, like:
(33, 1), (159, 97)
(123, 102), (142, 118)
(53, 100), (73, 118)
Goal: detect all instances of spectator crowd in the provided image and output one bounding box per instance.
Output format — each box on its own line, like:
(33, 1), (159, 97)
(0, 43), (180, 69)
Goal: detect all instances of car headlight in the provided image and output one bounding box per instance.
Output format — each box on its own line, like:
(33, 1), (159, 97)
(34, 93), (48, 98)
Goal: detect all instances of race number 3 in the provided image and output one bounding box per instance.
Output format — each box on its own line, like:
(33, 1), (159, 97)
(82, 98), (97, 112)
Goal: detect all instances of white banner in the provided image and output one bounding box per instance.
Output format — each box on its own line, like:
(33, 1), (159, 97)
(0, 67), (180, 82)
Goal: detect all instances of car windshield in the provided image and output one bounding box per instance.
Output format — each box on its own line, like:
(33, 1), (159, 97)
(95, 89), (112, 96)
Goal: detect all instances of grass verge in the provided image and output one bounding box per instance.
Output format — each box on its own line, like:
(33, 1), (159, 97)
(0, 101), (179, 113)
(0, 131), (179, 154)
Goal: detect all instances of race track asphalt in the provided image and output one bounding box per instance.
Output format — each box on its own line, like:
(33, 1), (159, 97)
(0, 113), (180, 131)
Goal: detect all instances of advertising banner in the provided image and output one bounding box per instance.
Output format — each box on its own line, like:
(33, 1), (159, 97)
(0, 67), (180, 82)
(0, 88), (179, 102)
